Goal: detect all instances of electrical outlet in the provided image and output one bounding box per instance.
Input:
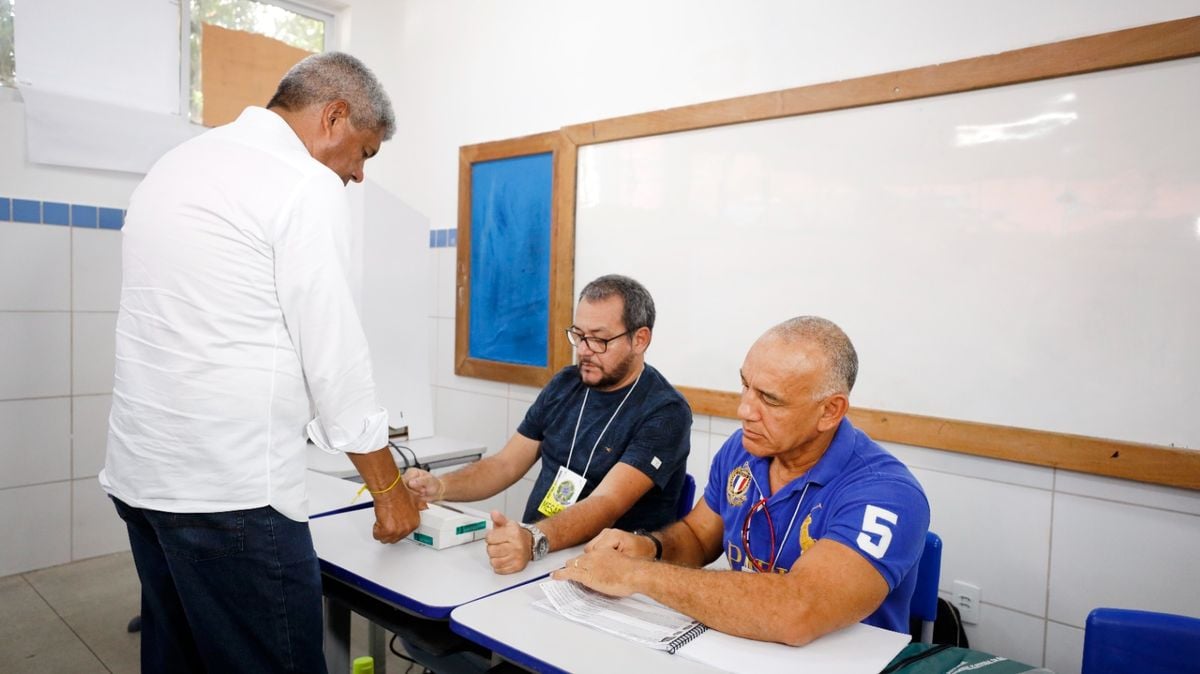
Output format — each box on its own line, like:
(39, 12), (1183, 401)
(953, 581), (981, 624)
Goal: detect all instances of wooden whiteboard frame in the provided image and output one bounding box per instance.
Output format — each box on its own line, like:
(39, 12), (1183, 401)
(455, 131), (577, 387)
(456, 17), (1200, 488)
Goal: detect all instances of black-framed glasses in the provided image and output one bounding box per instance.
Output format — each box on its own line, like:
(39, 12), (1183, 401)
(565, 328), (630, 353)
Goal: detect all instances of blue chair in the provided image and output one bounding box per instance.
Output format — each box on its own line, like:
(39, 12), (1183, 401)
(910, 531), (943, 643)
(1082, 607), (1200, 674)
(675, 473), (696, 520)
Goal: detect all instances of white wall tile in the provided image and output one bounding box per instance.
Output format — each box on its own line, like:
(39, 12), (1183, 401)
(433, 386), (509, 459)
(1055, 469), (1200, 516)
(0, 312), (70, 400)
(71, 312), (117, 395)
(427, 317), (438, 383)
(71, 478), (128, 560)
(691, 413), (711, 434)
(0, 481), (71, 576)
(710, 416), (741, 440)
(884, 441), (1055, 491)
(436, 247), (456, 319)
(0, 397), (70, 489)
(961, 603), (1047, 669)
(434, 317), (509, 396)
(508, 383), (541, 402)
(1044, 621), (1085, 674)
(72, 394), (111, 478)
(71, 228), (122, 312)
(686, 430), (712, 509)
(916, 468), (1052, 616)
(0, 222), (70, 311)
(1048, 493), (1200, 627)
(507, 398), (532, 433)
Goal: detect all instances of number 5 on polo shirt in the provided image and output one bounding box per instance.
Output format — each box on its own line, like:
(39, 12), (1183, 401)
(856, 505), (898, 559)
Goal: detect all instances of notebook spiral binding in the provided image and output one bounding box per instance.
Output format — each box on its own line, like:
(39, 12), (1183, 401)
(666, 624), (710, 654)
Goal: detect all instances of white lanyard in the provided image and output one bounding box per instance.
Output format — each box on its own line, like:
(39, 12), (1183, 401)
(564, 369), (643, 480)
(746, 469), (811, 573)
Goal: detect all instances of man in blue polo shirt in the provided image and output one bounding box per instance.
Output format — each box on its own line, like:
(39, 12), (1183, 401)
(556, 316), (929, 644)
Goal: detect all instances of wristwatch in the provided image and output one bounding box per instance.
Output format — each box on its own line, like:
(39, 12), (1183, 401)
(633, 529), (663, 561)
(520, 523), (550, 561)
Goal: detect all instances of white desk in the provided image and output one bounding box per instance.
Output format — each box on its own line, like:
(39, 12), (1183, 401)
(450, 582), (719, 674)
(311, 505), (573, 674)
(306, 435), (485, 478)
(450, 582), (913, 674)
(306, 469), (373, 519)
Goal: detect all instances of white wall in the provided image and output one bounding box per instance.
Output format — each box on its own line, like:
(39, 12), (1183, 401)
(0, 87), (141, 574)
(343, 2), (1200, 673)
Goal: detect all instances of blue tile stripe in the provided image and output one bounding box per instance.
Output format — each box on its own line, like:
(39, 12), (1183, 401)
(0, 196), (125, 231)
(2, 196), (462, 249)
(429, 228), (458, 248)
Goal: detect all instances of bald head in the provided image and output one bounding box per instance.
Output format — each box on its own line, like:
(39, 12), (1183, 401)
(763, 316), (858, 399)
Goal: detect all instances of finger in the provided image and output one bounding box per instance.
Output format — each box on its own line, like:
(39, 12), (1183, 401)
(491, 510), (509, 527)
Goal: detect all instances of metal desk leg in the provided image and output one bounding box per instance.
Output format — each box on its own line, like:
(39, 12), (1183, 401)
(324, 596), (351, 674)
(369, 622), (388, 674)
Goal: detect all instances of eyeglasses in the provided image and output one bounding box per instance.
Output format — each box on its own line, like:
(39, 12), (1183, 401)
(564, 328), (630, 354)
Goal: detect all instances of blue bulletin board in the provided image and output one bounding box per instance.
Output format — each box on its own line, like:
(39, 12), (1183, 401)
(455, 132), (577, 388)
(468, 153), (553, 366)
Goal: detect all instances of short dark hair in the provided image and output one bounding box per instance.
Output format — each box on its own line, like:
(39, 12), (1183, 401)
(768, 316), (858, 397)
(578, 274), (656, 332)
(267, 52), (395, 140)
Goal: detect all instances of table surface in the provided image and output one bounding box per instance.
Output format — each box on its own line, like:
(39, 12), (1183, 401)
(450, 582), (720, 674)
(306, 435), (485, 477)
(451, 580), (913, 674)
(306, 469), (372, 518)
(310, 505), (573, 619)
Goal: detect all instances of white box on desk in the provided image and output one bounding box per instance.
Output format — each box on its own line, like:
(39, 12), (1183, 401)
(410, 504), (492, 549)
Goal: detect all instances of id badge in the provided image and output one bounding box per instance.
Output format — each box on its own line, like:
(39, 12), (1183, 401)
(537, 466), (587, 518)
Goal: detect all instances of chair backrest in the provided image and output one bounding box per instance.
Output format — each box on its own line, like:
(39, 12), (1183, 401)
(675, 473), (696, 520)
(910, 531), (942, 643)
(1082, 607), (1200, 674)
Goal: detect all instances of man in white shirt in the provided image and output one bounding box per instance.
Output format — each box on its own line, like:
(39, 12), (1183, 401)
(100, 52), (420, 673)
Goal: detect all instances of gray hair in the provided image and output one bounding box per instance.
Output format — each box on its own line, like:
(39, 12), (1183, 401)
(267, 52), (395, 140)
(767, 316), (858, 398)
(578, 275), (656, 332)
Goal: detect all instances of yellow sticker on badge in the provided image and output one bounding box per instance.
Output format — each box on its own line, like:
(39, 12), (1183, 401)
(537, 466), (587, 518)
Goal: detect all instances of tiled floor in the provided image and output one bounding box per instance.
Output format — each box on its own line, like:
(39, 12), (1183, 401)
(0, 552), (419, 673)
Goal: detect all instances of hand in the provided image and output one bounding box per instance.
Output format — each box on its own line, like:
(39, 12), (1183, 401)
(485, 511), (532, 575)
(370, 483), (422, 544)
(402, 468), (445, 502)
(585, 528), (657, 559)
(552, 547), (644, 597)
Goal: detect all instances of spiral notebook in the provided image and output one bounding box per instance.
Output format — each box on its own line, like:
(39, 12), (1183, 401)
(535, 580), (707, 653)
(536, 580), (913, 673)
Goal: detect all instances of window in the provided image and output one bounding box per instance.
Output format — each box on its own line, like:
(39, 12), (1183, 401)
(0, 0), (14, 87)
(185, 0), (331, 126)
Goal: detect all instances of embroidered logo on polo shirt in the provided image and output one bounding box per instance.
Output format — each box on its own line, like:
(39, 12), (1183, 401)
(726, 463), (752, 506)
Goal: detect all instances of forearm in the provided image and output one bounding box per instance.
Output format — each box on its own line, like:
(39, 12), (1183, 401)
(537, 493), (627, 551)
(635, 563), (824, 645)
(658, 519), (719, 567)
(439, 454), (524, 502)
(347, 446), (402, 490)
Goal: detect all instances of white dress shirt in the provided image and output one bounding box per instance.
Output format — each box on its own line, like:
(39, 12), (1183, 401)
(100, 107), (387, 522)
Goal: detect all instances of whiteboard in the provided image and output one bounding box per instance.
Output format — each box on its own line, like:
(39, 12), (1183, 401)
(575, 57), (1200, 451)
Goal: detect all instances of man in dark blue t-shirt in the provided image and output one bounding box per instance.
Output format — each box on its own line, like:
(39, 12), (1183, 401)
(405, 274), (692, 574)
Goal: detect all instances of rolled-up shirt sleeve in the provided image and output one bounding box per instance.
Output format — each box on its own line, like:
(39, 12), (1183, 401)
(273, 171), (388, 455)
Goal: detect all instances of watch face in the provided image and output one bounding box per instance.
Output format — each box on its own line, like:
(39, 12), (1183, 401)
(535, 536), (550, 557)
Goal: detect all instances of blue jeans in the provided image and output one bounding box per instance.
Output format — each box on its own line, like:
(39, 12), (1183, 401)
(112, 497), (327, 673)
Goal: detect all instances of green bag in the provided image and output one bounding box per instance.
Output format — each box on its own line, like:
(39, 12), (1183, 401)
(882, 643), (1043, 674)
